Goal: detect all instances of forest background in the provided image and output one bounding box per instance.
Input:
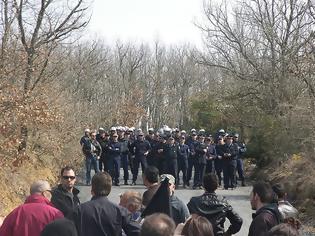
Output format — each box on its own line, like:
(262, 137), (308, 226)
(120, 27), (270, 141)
(1, 0), (315, 225)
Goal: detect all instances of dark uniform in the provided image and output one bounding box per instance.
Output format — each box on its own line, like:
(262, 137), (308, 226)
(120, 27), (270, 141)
(130, 137), (151, 184)
(222, 140), (238, 189)
(194, 141), (207, 188)
(83, 138), (101, 185)
(164, 141), (179, 183)
(234, 137), (247, 186)
(206, 143), (217, 174)
(97, 134), (110, 172)
(177, 142), (190, 187)
(119, 136), (131, 185)
(155, 137), (167, 174)
(215, 143), (225, 186)
(186, 137), (199, 187)
(108, 140), (121, 185)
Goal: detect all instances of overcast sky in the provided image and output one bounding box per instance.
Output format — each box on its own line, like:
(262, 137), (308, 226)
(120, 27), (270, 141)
(87, 0), (204, 47)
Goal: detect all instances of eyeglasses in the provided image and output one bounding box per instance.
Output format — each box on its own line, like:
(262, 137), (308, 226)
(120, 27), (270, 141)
(62, 176), (76, 180)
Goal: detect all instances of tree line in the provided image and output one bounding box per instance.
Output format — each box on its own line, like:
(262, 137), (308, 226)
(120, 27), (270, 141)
(1, 0), (315, 168)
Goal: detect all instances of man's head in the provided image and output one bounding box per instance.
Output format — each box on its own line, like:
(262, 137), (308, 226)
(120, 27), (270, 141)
(250, 182), (275, 210)
(203, 173), (218, 193)
(90, 131), (96, 140)
(179, 136), (185, 144)
(84, 128), (90, 136)
(168, 136), (175, 144)
(138, 132), (144, 141)
(181, 214), (214, 236)
(272, 183), (286, 201)
(143, 166), (159, 186)
(91, 172), (112, 197)
(160, 174), (175, 196)
(30, 180), (52, 201)
(112, 132), (118, 141)
(226, 134), (233, 144)
(119, 191), (142, 213)
(60, 166), (76, 191)
(140, 213), (176, 236)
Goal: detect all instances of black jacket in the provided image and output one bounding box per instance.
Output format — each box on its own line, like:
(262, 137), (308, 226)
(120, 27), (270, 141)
(51, 184), (80, 218)
(187, 192), (242, 236)
(74, 195), (140, 236)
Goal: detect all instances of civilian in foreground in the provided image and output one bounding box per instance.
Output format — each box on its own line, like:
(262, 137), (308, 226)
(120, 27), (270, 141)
(140, 213), (175, 236)
(73, 172), (140, 236)
(0, 180), (63, 236)
(51, 166), (80, 218)
(40, 218), (78, 236)
(248, 181), (282, 236)
(187, 173), (242, 236)
(181, 214), (214, 236)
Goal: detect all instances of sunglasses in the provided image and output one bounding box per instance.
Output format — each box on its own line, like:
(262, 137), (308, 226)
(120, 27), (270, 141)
(62, 176), (76, 180)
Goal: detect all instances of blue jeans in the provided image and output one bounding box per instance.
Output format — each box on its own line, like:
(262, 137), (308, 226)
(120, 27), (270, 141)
(85, 155), (99, 184)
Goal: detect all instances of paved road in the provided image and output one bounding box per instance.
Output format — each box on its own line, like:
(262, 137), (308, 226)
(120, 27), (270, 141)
(77, 171), (253, 235)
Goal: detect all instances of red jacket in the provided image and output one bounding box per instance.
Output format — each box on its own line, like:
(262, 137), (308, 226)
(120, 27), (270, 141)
(0, 194), (64, 236)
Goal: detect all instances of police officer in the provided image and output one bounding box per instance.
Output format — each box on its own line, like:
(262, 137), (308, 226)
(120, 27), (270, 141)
(97, 131), (110, 172)
(205, 136), (216, 174)
(130, 132), (151, 185)
(164, 136), (179, 185)
(108, 132), (121, 186)
(177, 136), (190, 188)
(155, 135), (167, 174)
(215, 136), (225, 186)
(186, 132), (199, 187)
(119, 130), (131, 185)
(146, 128), (158, 167)
(193, 134), (207, 189)
(233, 133), (247, 186)
(222, 134), (238, 190)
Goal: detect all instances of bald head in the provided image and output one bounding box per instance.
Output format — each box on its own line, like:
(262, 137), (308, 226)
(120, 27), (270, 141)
(140, 213), (175, 236)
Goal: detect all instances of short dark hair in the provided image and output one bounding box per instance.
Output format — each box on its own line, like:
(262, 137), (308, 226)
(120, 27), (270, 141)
(203, 173), (218, 193)
(140, 213), (175, 236)
(144, 166), (159, 184)
(61, 166), (75, 176)
(92, 172), (112, 197)
(272, 183), (286, 199)
(252, 182), (274, 204)
(181, 214), (214, 236)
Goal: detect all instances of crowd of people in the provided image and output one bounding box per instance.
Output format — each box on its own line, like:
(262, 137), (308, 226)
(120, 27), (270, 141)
(0, 165), (301, 236)
(80, 126), (247, 190)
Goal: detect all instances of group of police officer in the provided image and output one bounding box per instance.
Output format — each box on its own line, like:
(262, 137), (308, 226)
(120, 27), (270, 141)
(80, 126), (246, 190)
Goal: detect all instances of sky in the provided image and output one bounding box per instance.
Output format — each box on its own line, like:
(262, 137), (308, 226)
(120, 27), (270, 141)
(87, 0), (204, 47)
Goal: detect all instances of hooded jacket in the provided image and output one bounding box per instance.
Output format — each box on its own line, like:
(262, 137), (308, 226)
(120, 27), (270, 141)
(187, 192), (242, 236)
(0, 194), (64, 236)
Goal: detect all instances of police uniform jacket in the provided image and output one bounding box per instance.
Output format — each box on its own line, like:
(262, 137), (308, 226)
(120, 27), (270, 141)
(222, 143), (238, 161)
(195, 142), (207, 164)
(177, 144), (190, 160)
(164, 143), (179, 159)
(108, 141), (121, 159)
(130, 140), (151, 158)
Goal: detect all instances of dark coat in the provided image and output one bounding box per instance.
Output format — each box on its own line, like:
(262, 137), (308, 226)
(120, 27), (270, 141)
(41, 218), (78, 236)
(222, 143), (239, 161)
(248, 203), (282, 236)
(130, 140), (151, 158)
(74, 195), (140, 236)
(195, 142), (207, 164)
(187, 192), (242, 236)
(51, 184), (80, 218)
